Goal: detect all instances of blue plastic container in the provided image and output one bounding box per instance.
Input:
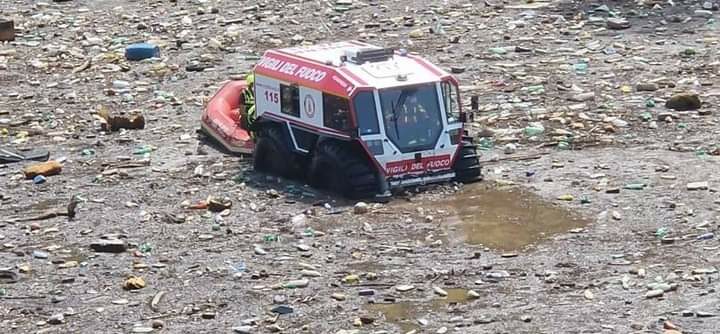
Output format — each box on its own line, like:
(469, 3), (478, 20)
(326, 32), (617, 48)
(125, 43), (160, 61)
(33, 175), (46, 184)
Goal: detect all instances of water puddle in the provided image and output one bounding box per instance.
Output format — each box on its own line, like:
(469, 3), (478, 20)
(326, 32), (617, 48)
(365, 288), (473, 333)
(10, 198), (62, 214)
(366, 303), (419, 333)
(60, 248), (88, 264)
(440, 185), (590, 250)
(398, 185), (590, 251)
(346, 261), (386, 274)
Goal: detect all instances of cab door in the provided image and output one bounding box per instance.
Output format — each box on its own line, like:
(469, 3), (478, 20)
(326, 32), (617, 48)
(437, 80), (463, 163)
(353, 90), (386, 166)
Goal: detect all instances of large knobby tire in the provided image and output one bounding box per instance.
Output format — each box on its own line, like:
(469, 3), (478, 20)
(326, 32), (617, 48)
(309, 141), (378, 199)
(454, 138), (482, 183)
(253, 126), (295, 178)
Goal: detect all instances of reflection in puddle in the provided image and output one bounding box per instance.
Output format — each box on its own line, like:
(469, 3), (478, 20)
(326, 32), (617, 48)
(11, 199), (62, 214)
(61, 248), (88, 263)
(436, 288), (469, 304)
(439, 186), (590, 251)
(346, 261), (385, 274)
(366, 303), (419, 333)
(365, 288), (472, 333)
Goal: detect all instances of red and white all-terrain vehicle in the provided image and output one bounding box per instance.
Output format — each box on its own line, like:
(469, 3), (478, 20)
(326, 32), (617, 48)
(201, 41), (481, 198)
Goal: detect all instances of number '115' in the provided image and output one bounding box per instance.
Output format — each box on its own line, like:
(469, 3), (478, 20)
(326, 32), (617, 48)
(265, 91), (279, 103)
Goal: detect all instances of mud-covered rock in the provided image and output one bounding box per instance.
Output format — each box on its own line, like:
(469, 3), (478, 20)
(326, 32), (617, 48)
(666, 93), (702, 111)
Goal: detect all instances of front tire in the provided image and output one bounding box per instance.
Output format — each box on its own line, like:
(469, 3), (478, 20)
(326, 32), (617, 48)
(253, 126), (295, 178)
(454, 139), (482, 183)
(309, 141), (378, 198)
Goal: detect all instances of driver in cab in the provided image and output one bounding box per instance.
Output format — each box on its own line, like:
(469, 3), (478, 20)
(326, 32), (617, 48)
(398, 95), (431, 145)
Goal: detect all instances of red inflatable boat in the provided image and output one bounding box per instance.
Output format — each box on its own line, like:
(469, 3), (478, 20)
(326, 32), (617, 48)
(200, 80), (255, 154)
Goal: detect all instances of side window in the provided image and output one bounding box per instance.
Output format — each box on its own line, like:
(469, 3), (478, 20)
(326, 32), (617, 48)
(353, 91), (380, 135)
(323, 93), (351, 131)
(280, 84), (300, 117)
(441, 81), (460, 124)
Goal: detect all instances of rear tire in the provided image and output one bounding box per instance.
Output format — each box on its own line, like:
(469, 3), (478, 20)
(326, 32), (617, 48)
(253, 126), (296, 178)
(454, 139), (482, 183)
(309, 141), (378, 198)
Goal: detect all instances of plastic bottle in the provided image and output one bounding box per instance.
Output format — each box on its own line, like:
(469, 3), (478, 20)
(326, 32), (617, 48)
(557, 194), (574, 201)
(624, 183), (645, 190)
(283, 279), (309, 289)
(574, 62), (588, 75)
(478, 137), (494, 150)
(526, 85), (545, 94)
(524, 123), (545, 137)
(489, 47), (507, 55)
(133, 145), (154, 155)
(125, 43), (160, 61)
(226, 260), (246, 273)
(696, 233), (714, 240)
(33, 175), (47, 184)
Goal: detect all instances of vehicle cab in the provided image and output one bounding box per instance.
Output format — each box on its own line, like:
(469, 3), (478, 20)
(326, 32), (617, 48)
(251, 41), (479, 197)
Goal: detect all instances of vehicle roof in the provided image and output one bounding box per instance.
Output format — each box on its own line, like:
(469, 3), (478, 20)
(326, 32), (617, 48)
(253, 40), (452, 98)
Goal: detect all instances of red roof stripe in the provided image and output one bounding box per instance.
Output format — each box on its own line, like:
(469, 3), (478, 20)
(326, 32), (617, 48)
(255, 51), (350, 97)
(406, 54), (443, 76)
(339, 67), (368, 86)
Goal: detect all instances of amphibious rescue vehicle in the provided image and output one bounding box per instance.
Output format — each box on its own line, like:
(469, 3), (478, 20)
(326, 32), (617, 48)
(201, 41), (481, 198)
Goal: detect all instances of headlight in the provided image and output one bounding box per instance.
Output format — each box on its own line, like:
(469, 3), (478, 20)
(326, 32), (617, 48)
(365, 139), (384, 156)
(449, 128), (461, 145)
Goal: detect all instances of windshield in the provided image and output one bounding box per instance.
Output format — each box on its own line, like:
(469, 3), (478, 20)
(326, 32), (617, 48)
(379, 83), (443, 153)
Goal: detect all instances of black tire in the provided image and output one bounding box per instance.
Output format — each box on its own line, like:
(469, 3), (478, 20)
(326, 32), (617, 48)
(309, 141), (378, 198)
(253, 126), (295, 178)
(454, 140), (482, 183)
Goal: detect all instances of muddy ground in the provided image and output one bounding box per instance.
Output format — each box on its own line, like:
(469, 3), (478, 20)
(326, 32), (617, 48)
(1, 0), (720, 333)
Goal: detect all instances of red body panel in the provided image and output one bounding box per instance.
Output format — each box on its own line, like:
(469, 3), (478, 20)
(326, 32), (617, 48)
(201, 80), (254, 154)
(255, 51), (357, 96)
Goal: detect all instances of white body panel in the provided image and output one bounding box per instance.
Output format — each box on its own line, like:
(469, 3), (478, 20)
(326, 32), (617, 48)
(299, 86), (323, 128)
(256, 74), (326, 130)
(255, 74), (281, 117)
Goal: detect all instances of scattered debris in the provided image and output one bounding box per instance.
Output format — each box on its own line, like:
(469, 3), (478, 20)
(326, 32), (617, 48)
(123, 276), (146, 290)
(97, 106), (146, 131)
(23, 160), (62, 179)
(125, 42), (160, 61)
(89, 239), (128, 253)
